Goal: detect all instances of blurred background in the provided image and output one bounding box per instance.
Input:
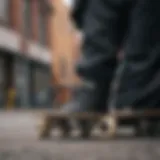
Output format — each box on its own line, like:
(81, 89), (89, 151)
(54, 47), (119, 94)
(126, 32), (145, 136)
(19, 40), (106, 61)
(0, 1), (159, 160)
(0, 0), (75, 109)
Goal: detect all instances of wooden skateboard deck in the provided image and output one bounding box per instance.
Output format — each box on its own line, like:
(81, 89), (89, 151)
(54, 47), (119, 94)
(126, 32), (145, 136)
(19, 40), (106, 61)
(38, 109), (160, 140)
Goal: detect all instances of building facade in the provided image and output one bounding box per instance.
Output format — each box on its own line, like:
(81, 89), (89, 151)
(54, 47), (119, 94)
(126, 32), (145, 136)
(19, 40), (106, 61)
(0, 0), (53, 109)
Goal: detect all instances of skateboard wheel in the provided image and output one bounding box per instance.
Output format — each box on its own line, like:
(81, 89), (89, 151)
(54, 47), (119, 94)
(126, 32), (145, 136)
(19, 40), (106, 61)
(79, 120), (92, 139)
(101, 115), (117, 138)
(58, 119), (71, 138)
(60, 127), (71, 138)
(38, 115), (53, 140)
(146, 121), (159, 137)
(80, 127), (91, 139)
(134, 119), (155, 137)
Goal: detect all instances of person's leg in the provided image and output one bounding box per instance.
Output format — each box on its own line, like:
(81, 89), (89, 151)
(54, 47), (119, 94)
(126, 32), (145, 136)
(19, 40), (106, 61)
(107, 0), (160, 136)
(63, 0), (133, 113)
(59, 0), (134, 137)
(109, 0), (160, 110)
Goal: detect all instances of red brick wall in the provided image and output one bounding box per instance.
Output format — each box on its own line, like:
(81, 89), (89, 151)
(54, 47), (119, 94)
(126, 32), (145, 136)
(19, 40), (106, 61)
(31, 0), (39, 41)
(0, 0), (52, 64)
(10, 0), (22, 31)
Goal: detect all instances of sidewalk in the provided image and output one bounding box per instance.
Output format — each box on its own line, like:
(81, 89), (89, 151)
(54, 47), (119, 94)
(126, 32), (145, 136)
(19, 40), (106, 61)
(0, 109), (50, 140)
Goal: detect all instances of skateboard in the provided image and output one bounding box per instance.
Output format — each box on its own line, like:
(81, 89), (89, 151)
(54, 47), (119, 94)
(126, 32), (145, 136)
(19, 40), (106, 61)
(38, 109), (160, 140)
(38, 111), (106, 139)
(101, 109), (160, 138)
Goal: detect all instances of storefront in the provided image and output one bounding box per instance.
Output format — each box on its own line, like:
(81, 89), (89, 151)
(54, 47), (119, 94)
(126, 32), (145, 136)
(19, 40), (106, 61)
(0, 50), (14, 109)
(13, 56), (30, 108)
(0, 51), (52, 109)
(8, 56), (52, 108)
(30, 62), (52, 108)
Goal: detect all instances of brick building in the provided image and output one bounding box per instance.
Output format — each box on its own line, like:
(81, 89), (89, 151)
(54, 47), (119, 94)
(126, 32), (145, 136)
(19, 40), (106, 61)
(0, 0), (53, 109)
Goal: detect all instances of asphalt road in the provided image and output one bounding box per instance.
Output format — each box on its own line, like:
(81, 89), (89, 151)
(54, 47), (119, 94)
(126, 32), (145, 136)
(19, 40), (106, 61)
(0, 111), (160, 160)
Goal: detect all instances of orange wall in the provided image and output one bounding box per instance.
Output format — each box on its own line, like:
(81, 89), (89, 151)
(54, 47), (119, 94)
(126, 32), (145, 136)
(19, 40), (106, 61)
(49, 0), (81, 104)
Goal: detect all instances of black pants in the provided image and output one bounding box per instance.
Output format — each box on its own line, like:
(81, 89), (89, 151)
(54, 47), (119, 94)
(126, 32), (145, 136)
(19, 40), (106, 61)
(76, 0), (160, 110)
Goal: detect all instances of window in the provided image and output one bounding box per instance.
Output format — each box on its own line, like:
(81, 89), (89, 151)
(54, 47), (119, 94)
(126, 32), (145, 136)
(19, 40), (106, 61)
(38, 1), (47, 45)
(22, 0), (32, 37)
(0, 0), (10, 22)
(33, 65), (51, 106)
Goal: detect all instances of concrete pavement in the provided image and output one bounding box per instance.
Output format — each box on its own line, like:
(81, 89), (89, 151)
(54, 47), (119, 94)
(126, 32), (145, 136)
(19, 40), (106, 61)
(0, 111), (160, 160)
